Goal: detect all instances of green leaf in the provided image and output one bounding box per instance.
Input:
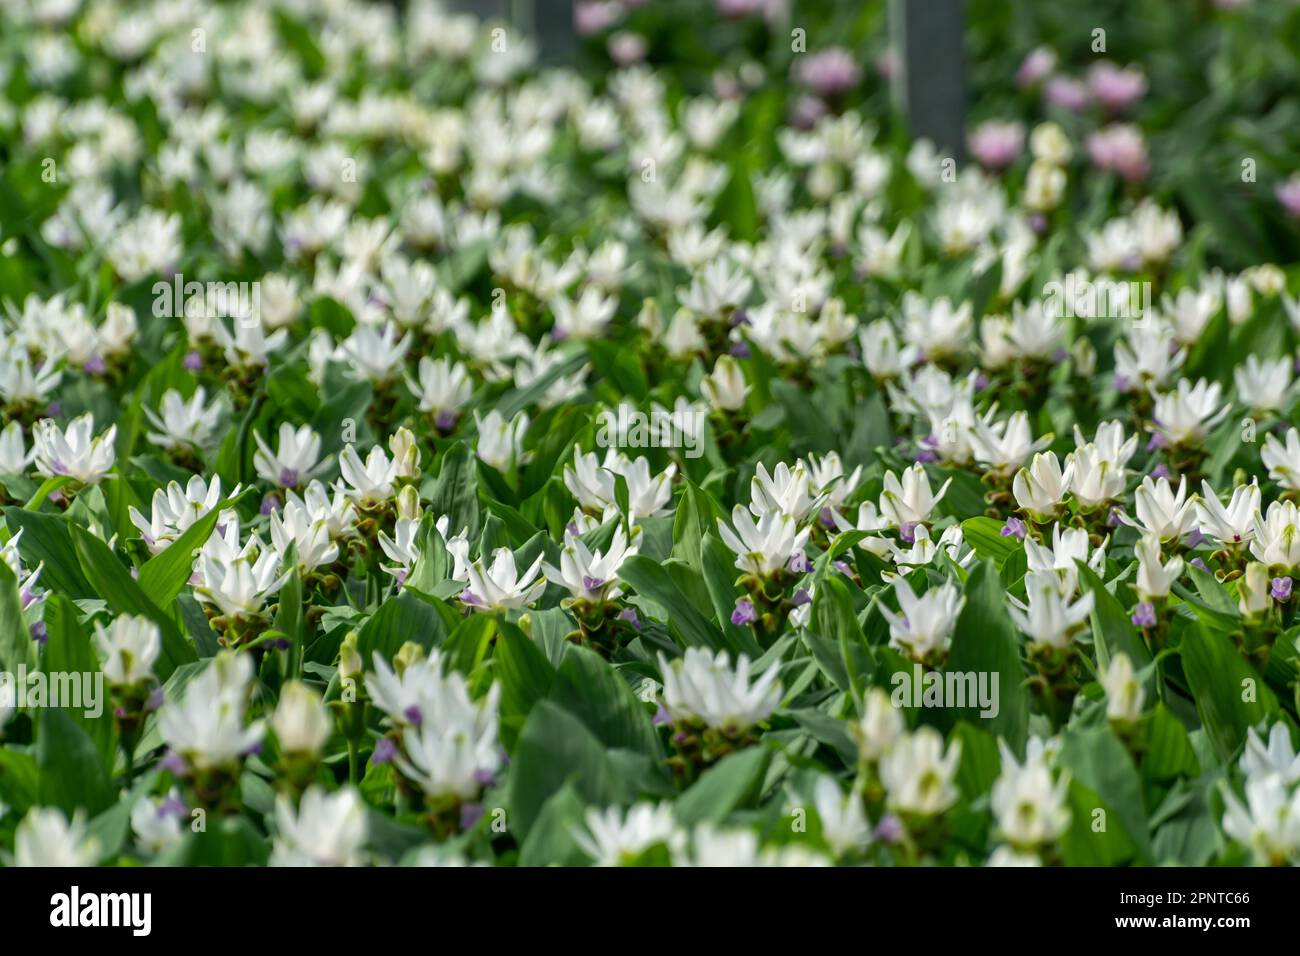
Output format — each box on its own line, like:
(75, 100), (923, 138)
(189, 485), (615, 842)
(0, 559), (34, 673)
(3, 508), (95, 598)
(673, 746), (771, 826)
(494, 620), (557, 750)
(508, 701), (628, 840)
(960, 516), (1021, 567)
(357, 592), (449, 665)
(549, 646), (662, 758)
(136, 503), (225, 608)
(42, 595), (115, 769)
(619, 555), (729, 652)
(946, 560), (1029, 751)
(37, 708), (114, 816)
(1058, 724), (1151, 863)
(1180, 622), (1278, 761)
(428, 442), (480, 542)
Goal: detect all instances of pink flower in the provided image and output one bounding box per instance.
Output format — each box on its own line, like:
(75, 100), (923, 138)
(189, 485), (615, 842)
(968, 120), (1025, 171)
(1043, 76), (1089, 112)
(1087, 61), (1148, 112)
(795, 47), (862, 98)
(1276, 174), (1300, 220)
(608, 31), (647, 66)
(1087, 124), (1149, 182)
(1016, 46), (1057, 89)
(574, 1), (623, 36)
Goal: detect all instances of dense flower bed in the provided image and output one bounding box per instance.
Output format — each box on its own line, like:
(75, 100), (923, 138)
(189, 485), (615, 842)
(1, 0), (1300, 867)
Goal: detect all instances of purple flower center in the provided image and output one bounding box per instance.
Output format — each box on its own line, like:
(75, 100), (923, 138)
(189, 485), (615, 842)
(460, 802), (485, 830)
(1131, 602), (1157, 628)
(278, 467), (300, 487)
(583, 575), (606, 592)
(731, 597), (758, 626)
(182, 351), (202, 371)
(1000, 517), (1027, 539)
(898, 522), (918, 544)
(371, 738), (397, 765)
(403, 705), (423, 727)
(1271, 577), (1293, 602)
(460, 588), (483, 607)
(83, 355), (107, 375)
(618, 607), (641, 630)
(435, 409), (459, 431)
(792, 588), (812, 607)
(260, 493), (282, 515)
(787, 551), (810, 574)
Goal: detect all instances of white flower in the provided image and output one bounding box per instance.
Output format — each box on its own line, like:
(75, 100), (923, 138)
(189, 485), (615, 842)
(900, 293), (972, 361)
(657, 647), (781, 733)
(1151, 378), (1229, 447)
(14, 807), (99, 866)
(850, 688), (905, 763)
(271, 680), (331, 757)
(677, 258), (751, 318)
(338, 322), (411, 383)
(1010, 575), (1095, 650)
(1237, 562), (1274, 617)
(1261, 427), (1300, 493)
(879, 726), (962, 817)
(33, 412), (117, 485)
(605, 453), (676, 522)
(407, 356), (473, 420)
(801, 451), (863, 511)
(1024, 523), (1105, 597)
(128, 474), (232, 554)
(1221, 775), (1300, 866)
(270, 498), (339, 573)
(991, 739), (1070, 849)
(1101, 653), (1144, 724)
(194, 543), (286, 621)
(988, 845), (1042, 866)
(254, 423), (328, 488)
(1240, 723), (1300, 786)
(463, 547), (546, 612)
(1195, 480), (1260, 549)
(1114, 322), (1184, 391)
(1250, 500), (1300, 569)
(144, 387), (222, 452)
(859, 318), (916, 380)
(270, 786), (367, 867)
(0, 421), (35, 474)
(574, 803), (681, 866)
(717, 506), (811, 578)
(971, 411), (1050, 477)
(338, 443), (399, 507)
(813, 776), (871, 857)
(749, 460), (823, 522)
(551, 287), (618, 339)
(879, 463), (951, 529)
(474, 409), (529, 472)
(542, 524), (638, 602)
(131, 792), (184, 854)
(93, 614), (160, 687)
(392, 678), (502, 801)
(1067, 443), (1127, 511)
(876, 576), (965, 663)
(700, 354), (750, 411)
(159, 652), (264, 771)
(0, 350), (62, 409)
(1134, 532), (1183, 601)
(1235, 355), (1294, 414)
(1012, 452), (1073, 522)
(1123, 475), (1196, 543)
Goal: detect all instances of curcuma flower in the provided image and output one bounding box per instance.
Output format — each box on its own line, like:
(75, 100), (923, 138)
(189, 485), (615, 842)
(254, 423), (328, 489)
(14, 807), (100, 866)
(194, 544), (287, 624)
(144, 387), (222, 453)
(542, 524), (638, 603)
(1122, 475), (1196, 543)
(879, 462), (951, 529)
(657, 648), (782, 734)
(32, 412), (117, 486)
(1194, 479), (1259, 549)
(875, 576), (965, 664)
(1250, 501), (1300, 570)
(573, 803), (682, 866)
(1012, 451), (1072, 522)
(880, 726), (962, 818)
(1150, 378), (1229, 448)
(748, 460), (824, 522)
(717, 505), (811, 578)
(474, 409), (529, 472)
(462, 547), (546, 612)
(1134, 532), (1183, 602)
(271, 680), (331, 757)
(1220, 775), (1300, 866)
(270, 786), (368, 867)
(1261, 427), (1300, 493)
(991, 739), (1070, 850)
(1101, 653), (1145, 724)
(159, 652), (264, 773)
(128, 475), (233, 554)
(1009, 577), (1094, 651)
(94, 615), (161, 687)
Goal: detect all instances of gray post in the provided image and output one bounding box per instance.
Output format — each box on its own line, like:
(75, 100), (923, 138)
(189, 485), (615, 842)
(445, 0), (576, 64)
(890, 0), (967, 163)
